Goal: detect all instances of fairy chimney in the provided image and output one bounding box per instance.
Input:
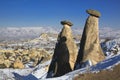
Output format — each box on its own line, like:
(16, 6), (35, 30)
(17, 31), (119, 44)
(74, 9), (105, 69)
(59, 20), (78, 69)
(47, 20), (78, 77)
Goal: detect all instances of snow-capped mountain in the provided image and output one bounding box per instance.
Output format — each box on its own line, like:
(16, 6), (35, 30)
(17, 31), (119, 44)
(0, 27), (59, 42)
(100, 27), (120, 39)
(0, 27), (120, 42)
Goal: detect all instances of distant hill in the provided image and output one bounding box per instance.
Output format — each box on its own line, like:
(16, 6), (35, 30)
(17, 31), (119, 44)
(0, 27), (59, 42)
(0, 27), (120, 42)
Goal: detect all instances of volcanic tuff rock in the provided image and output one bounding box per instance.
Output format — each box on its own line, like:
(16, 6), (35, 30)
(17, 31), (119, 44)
(39, 33), (49, 41)
(13, 58), (24, 69)
(58, 21), (78, 70)
(0, 48), (51, 68)
(61, 20), (73, 26)
(47, 20), (78, 77)
(86, 9), (101, 18)
(75, 9), (105, 69)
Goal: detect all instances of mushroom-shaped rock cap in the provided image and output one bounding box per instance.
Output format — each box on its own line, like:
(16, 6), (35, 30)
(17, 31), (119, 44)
(86, 9), (101, 18)
(61, 20), (73, 26)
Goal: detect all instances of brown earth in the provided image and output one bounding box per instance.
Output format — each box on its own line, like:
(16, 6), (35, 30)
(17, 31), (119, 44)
(74, 64), (120, 80)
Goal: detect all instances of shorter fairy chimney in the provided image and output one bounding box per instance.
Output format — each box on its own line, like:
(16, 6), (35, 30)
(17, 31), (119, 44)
(47, 20), (78, 77)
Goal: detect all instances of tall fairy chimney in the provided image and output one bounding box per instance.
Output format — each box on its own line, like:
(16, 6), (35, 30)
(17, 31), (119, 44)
(74, 9), (105, 69)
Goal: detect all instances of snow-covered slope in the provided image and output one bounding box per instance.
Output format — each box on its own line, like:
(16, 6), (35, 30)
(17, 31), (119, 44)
(9, 53), (120, 80)
(0, 27), (120, 80)
(10, 36), (120, 80)
(101, 39), (120, 57)
(1, 50), (119, 80)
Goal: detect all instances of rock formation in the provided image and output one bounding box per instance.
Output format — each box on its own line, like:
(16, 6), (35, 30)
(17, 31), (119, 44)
(47, 20), (78, 77)
(39, 33), (49, 41)
(74, 9), (105, 69)
(0, 48), (51, 68)
(13, 58), (24, 69)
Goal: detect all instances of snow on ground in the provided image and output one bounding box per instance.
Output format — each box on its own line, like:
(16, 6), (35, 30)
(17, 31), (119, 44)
(101, 39), (120, 57)
(45, 53), (120, 80)
(7, 53), (120, 80)
(1, 27), (120, 80)
(12, 60), (51, 80)
(1, 38), (120, 80)
(0, 68), (33, 80)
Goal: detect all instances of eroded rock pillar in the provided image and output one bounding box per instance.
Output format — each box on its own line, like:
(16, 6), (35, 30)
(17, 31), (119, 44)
(75, 9), (105, 69)
(47, 20), (78, 77)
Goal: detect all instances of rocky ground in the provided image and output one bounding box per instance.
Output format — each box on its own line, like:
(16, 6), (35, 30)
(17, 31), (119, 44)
(74, 64), (120, 80)
(0, 27), (120, 80)
(0, 33), (56, 69)
(0, 30), (81, 69)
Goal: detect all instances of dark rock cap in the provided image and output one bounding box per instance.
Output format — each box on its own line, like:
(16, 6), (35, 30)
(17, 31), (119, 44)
(86, 9), (101, 18)
(61, 20), (73, 26)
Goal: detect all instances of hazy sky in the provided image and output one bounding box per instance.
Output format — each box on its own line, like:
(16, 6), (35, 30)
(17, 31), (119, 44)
(0, 0), (120, 28)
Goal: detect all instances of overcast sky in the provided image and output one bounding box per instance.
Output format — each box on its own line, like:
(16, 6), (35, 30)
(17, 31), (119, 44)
(0, 0), (120, 28)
